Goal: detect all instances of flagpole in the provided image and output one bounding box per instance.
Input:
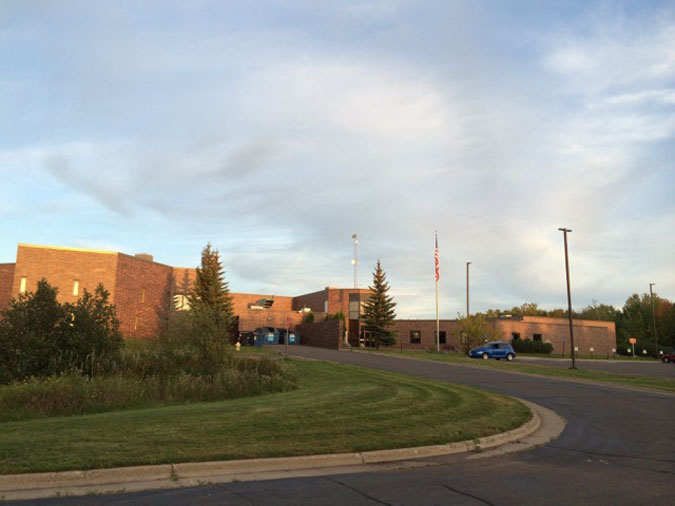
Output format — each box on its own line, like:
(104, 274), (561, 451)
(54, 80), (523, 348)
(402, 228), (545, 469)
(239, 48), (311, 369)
(435, 231), (440, 353)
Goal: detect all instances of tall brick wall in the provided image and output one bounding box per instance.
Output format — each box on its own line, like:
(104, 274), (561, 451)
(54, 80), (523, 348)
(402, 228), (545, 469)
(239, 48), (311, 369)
(292, 289), (328, 312)
(388, 320), (461, 351)
(492, 316), (616, 356)
(296, 320), (342, 349)
(12, 245), (119, 305)
(115, 254), (174, 338)
(0, 263), (15, 309)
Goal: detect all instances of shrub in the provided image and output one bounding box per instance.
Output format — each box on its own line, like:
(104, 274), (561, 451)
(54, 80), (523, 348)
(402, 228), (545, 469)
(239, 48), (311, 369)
(0, 357), (297, 421)
(0, 280), (122, 383)
(511, 339), (553, 354)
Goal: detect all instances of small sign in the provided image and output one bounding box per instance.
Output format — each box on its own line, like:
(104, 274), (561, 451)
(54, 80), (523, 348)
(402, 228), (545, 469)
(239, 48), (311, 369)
(574, 347), (579, 351)
(629, 338), (637, 344)
(627, 348), (631, 353)
(589, 348), (594, 352)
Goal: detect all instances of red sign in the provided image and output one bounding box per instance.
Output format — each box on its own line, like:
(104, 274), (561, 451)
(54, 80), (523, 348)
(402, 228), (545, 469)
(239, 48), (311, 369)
(629, 338), (637, 344)
(286, 316), (291, 328)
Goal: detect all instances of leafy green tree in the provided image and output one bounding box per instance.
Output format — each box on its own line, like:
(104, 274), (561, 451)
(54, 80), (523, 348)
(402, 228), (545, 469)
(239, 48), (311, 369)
(0, 279), (122, 383)
(456, 313), (502, 353)
(362, 260), (397, 348)
(577, 301), (620, 322)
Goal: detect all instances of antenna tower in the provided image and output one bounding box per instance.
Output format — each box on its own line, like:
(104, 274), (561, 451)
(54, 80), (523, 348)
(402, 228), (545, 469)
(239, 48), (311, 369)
(351, 234), (359, 288)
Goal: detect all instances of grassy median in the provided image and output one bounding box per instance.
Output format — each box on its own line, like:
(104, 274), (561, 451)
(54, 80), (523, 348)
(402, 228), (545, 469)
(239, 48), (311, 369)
(362, 349), (675, 392)
(0, 359), (530, 474)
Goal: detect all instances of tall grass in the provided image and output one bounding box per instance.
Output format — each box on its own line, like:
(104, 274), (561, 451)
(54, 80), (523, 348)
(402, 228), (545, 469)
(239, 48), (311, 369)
(0, 357), (296, 422)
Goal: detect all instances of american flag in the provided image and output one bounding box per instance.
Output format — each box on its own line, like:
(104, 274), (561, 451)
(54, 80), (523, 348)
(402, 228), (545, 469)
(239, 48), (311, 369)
(434, 233), (439, 282)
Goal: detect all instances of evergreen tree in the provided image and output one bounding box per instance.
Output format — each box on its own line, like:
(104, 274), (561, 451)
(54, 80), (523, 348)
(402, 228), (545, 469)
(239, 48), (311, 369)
(187, 242), (233, 319)
(362, 260), (397, 348)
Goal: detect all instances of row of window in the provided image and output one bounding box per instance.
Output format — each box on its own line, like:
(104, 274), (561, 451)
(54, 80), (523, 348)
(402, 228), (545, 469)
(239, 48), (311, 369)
(18, 277), (147, 302)
(409, 330), (446, 344)
(511, 332), (543, 341)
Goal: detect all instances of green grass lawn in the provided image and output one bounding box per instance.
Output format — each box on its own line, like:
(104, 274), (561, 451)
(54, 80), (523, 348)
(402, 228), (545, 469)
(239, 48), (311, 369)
(362, 349), (675, 392)
(0, 359), (530, 475)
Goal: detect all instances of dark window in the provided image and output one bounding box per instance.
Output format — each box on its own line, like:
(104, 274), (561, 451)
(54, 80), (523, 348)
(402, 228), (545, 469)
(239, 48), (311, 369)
(511, 332), (520, 340)
(533, 333), (542, 342)
(434, 331), (446, 344)
(410, 330), (421, 344)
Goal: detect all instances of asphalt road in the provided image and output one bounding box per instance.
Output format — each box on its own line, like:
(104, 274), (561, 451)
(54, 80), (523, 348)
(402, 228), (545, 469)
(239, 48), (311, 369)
(19, 347), (675, 506)
(516, 355), (675, 378)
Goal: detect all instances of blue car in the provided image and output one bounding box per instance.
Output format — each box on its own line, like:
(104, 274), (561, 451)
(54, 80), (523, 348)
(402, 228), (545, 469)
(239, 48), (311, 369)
(468, 341), (516, 361)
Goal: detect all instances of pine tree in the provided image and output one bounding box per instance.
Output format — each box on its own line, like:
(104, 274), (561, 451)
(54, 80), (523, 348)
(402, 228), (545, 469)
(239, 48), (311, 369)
(362, 260), (397, 348)
(187, 242), (233, 321)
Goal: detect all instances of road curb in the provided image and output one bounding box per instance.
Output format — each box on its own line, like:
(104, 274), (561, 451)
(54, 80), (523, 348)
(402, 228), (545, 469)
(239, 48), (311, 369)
(0, 399), (557, 501)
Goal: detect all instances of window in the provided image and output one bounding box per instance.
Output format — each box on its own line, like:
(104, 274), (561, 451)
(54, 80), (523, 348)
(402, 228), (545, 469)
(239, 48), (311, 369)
(410, 330), (421, 344)
(19, 277), (27, 293)
(141, 288), (146, 303)
(434, 331), (447, 344)
(533, 333), (542, 342)
(73, 280), (79, 296)
(511, 332), (520, 340)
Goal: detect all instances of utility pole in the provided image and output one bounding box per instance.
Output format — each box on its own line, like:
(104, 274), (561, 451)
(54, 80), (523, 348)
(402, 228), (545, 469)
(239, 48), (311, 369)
(466, 261), (471, 317)
(351, 234), (359, 288)
(559, 228), (576, 369)
(650, 283), (658, 358)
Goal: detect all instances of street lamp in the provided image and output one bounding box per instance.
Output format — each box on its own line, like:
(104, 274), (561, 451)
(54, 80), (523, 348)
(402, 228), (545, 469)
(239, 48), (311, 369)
(649, 283), (658, 358)
(466, 261), (471, 317)
(559, 227), (576, 369)
(351, 234), (359, 288)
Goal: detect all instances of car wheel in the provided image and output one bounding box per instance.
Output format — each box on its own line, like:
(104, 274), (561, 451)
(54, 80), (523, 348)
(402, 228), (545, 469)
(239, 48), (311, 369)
(506, 353), (515, 361)
(663, 357), (671, 363)
(482, 353), (489, 360)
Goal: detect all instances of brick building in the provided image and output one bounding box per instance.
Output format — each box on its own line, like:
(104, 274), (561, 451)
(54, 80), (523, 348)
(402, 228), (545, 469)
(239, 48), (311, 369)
(0, 243), (616, 355)
(0, 244), (191, 338)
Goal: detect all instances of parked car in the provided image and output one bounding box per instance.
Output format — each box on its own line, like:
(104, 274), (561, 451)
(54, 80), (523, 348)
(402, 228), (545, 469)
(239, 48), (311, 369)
(662, 353), (675, 363)
(468, 341), (516, 361)
(253, 327), (279, 346)
(277, 329), (300, 345)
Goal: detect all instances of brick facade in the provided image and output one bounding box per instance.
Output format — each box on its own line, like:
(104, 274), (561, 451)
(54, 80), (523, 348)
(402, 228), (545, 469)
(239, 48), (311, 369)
(0, 263), (15, 310)
(493, 316), (616, 356)
(114, 253), (174, 338)
(0, 244), (617, 352)
(295, 320), (343, 349)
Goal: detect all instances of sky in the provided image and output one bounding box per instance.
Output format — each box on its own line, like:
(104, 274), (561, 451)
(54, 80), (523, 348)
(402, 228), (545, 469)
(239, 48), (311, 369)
(1, 0), (674, 318)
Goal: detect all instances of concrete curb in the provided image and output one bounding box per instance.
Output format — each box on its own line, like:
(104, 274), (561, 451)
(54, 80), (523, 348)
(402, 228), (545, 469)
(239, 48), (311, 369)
(0, 399), (559, 502)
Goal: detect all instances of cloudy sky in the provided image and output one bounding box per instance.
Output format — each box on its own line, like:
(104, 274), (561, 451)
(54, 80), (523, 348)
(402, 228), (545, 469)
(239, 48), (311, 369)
(1, 1), (673, 318)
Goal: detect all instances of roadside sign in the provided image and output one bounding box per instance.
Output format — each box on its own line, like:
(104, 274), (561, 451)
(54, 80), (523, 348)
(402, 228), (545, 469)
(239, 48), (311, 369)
(629, 338), (637, 344)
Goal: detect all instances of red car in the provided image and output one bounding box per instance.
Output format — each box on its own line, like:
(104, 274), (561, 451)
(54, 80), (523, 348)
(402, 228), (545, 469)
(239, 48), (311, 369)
(662, 353), (675, 363)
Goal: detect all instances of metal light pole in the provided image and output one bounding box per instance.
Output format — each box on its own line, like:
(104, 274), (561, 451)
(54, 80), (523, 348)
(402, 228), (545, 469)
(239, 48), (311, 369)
(351, 234), (359, 288)
(466, 261), (471, 317)
(559, 228), (576, 369)
(649, 283), (658, 358)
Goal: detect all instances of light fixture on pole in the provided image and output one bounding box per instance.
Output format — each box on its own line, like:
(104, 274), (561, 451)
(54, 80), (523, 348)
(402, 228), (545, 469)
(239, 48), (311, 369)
(466, 261), (471, 317)
(351, 234), (359, 288)
(649, 283), (658, 358)
(558, 227), (576, 369)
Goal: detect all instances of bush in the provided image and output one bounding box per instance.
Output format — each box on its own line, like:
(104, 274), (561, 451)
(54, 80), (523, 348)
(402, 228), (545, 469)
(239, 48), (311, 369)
(0, 279), (122, 383)
(511, 339), (553, 354)
(0, 357), (297, 421)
